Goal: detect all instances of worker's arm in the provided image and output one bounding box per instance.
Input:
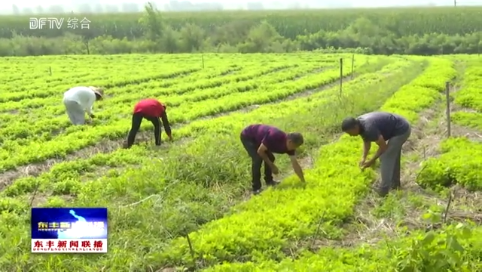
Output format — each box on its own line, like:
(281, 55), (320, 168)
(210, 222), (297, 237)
(362, 140), (371, 161)
(85, 94), (95, 116)
(289, 154), (305, 182)
(87, 107), (94, 117)
(367, 135), (388, 164)
(257, 143), (275, 169)
(160, 111), (172, 137)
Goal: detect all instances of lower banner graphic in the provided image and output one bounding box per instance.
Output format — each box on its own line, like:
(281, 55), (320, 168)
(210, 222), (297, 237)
(31, 207), (108, 254)
(32, 239), (107, 253)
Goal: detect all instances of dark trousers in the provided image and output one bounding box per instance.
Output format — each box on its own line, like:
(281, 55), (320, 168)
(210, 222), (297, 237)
(240, 134), (275, 191)
(127, 113), (161, 147)
(379, 126), (411, 196)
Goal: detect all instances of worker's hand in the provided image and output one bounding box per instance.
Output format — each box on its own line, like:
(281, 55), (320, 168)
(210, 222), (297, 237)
(271, 164), (279, 175)
(168, 134), (173, 141)
(358, 159), (366, 168)
(360, 160), (374, 170)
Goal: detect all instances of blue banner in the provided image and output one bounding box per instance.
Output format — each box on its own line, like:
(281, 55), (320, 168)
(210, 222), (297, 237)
(31, 208), (108, 240)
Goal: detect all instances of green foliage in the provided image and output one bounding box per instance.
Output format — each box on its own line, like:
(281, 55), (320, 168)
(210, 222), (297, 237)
(454, 65), (482, 111)
(1, 8), (482, 55)
(0, 53), (357, 171)
(2, 8), (482, 39)
(417, 138), (482, 191)
(1, 52), (480, 271)
(206, 223), (482, 272)
(381, 58), (456, 121)
(144, 58), (460, 270)
(451, 63), (482, 132)
(451, 111), (482, 131)
(199, 58), (480, 272)
(0, 53), (409, 271)
(417, 59), (482, 191)
(139, 2), (164, 41)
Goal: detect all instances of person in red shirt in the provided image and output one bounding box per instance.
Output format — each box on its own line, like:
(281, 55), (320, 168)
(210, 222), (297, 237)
(240, 124), (306, 195)
(124, 99), (172, 148)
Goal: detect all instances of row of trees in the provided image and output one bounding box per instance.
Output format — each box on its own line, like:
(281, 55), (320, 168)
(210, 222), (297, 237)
(2, 4), (481, 56)
(5, 8), (481, 40)
(3, 22), (480, 56)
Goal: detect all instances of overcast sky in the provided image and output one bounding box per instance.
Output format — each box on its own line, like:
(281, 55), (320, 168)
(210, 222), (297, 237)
(0, 0), (481, 13)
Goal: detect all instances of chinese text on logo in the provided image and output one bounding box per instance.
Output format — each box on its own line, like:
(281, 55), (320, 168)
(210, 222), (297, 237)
(67, 17), (91, 29)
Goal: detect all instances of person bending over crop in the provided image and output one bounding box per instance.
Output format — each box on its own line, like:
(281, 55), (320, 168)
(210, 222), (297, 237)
(124, 98), (173, 149)
(240, 124), (306, 195)
(63, 86), (103, 125)
(341, 111), (412, 197)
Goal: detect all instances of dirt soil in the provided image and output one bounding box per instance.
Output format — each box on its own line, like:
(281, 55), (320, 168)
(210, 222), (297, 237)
(0, 134), (129, 192)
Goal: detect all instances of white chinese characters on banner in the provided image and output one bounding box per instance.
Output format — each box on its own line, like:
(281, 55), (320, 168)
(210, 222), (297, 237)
(80, 17), (91, 29)
(31, 239), (107, 253)
(66, 17), (90, 30)
(67, 18), (79, 29)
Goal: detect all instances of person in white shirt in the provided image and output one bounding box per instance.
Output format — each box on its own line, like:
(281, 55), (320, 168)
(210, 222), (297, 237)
(63, 86), (104, 125)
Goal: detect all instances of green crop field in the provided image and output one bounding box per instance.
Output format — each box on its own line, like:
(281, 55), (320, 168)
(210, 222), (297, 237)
(0, 53), (481, 271)
(2, 8), (482, 56)
(2, 7), (482, 39)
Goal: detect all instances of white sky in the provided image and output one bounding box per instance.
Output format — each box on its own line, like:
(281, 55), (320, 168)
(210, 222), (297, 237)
(0, 0), (481, 12)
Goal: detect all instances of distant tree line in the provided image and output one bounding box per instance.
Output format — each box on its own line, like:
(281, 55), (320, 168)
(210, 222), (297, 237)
(9, 1), (354, 14)
(11, 1), (285, 14)
(1, 6), (481, 56)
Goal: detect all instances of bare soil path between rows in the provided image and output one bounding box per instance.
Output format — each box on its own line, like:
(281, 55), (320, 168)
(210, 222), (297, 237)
(312, 66), (482, 250)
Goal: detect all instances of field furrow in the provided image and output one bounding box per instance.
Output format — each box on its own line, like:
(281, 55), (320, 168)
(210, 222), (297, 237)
(172, 58), (462, 271)
(416, 59), (482, 191)
(0, 58), (381, 189)
(0, 67), (200, 101)
(0, 65), (247, 113)
(0, 56), (368, 172)
(1, 53), (480, 272)
(205, 57), (481, 272)
(1, 55), (419, 271)
(0, 58), (402, 193)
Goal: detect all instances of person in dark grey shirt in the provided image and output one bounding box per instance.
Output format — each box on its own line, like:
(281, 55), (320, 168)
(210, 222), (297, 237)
(341, 112), (411, 197)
